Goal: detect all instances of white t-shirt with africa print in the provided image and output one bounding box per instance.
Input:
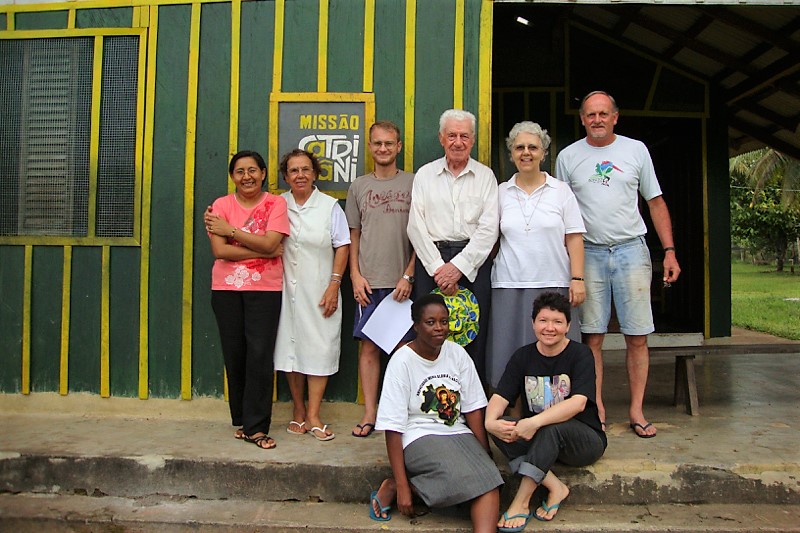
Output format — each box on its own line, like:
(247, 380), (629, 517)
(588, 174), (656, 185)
(376, 340), (487, 449)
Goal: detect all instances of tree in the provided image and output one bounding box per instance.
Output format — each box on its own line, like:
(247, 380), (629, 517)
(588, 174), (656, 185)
(730, 171), (800, 272)
(729, 148), (800, 210)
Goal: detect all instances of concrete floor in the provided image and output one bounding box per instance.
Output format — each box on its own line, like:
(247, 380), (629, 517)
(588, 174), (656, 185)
(1, 328), (799, 530)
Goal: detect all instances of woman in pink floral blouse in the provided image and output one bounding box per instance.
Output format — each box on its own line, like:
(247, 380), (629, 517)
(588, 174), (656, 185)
(205, 150), (289, 450)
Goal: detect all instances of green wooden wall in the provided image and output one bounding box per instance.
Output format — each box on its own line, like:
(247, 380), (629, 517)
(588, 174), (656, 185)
(0, 0), (492, 400)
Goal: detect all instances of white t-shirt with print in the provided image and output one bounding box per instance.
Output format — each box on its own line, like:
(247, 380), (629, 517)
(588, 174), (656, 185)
(376, 340), (488, 449)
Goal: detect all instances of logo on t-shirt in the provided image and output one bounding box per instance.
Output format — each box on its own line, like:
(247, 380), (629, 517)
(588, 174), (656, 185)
(588, 160), (622, 186)
(525, 374), (571, 413)
(420, 384), (461, 426)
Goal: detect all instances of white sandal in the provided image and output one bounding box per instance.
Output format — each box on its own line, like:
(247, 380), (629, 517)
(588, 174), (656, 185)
(287, 420), (306, 435)
(309, 424), (335, 441)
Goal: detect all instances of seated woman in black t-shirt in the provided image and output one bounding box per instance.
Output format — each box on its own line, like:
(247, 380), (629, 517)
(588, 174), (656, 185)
(486, 292), (606, 532)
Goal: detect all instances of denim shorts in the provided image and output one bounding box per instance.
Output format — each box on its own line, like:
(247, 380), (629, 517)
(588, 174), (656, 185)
(580, 236), (654, 336)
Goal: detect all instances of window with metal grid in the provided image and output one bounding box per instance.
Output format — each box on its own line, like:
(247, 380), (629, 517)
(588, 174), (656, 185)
(0, 35), (139, 240)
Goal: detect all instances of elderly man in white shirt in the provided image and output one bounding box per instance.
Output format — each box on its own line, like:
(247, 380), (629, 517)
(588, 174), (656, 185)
(407, 109), (499, 384)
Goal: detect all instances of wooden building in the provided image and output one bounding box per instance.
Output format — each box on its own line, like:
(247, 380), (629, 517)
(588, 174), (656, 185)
(1, 0), (798, 400)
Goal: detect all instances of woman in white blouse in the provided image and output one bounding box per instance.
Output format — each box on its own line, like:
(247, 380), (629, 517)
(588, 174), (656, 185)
(274, 149), (350, 441)
(487, 122), (586, 389)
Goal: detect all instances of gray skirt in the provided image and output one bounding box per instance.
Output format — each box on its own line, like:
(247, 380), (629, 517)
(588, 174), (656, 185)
(403, 433), (503, 508)
(487, 287), (582, 388)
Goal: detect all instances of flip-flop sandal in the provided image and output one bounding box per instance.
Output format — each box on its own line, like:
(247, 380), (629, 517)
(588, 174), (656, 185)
(309, 424), (335, 441)
(352, 423), (375, 438)
(630, 422), (656, 438)
(243, 434), (276, 449)
(287, 420), (306, 435)
(534, 500), (562, 522)
(497, 511), (533, 532)
(369, 490), (391, 521)
(234, 428), (245, 439)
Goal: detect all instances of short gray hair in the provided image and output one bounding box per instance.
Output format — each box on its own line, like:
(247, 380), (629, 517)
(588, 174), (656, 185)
(579, 91), (619, 115)
(505, 121), (551, 153)
(439, 109), (476, 134)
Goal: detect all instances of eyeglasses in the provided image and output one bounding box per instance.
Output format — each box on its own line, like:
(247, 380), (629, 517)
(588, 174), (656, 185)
(370, 141), (397, 148)
(287, 166), (314, 176)
(233, 167), (262, 177)
(513, 144), (542, 153)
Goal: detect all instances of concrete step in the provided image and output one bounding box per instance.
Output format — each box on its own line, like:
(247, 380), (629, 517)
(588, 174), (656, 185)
(3, 450), (799, 507)
(2, 493), (800, 532)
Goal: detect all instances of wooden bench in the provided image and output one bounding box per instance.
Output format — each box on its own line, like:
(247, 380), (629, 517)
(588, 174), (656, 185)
(607, 339), (800, 416)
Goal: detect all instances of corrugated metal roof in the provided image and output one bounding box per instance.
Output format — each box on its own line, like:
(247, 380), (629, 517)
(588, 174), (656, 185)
(557, 2), (800, 159)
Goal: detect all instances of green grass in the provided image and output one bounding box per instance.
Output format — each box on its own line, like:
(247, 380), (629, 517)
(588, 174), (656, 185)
(731, 261), (800, 340)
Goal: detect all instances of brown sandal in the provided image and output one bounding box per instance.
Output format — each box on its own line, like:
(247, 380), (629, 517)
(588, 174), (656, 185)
(244, 433), (276, 449)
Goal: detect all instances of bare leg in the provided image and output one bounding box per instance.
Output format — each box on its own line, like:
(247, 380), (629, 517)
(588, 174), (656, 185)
(625, 334), (655, 436)
(498, 475), (537, 530)
(354, 340), (381, 435)
(584, 333), (606, 425)
(535, 471), (570, 521)
(306, 374), (333, 438)
(285, 372), (307, 429)
(471, 488), (500, 533)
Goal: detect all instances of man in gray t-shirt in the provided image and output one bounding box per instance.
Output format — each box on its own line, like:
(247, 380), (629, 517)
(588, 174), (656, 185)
(556, 91), (681, 439)
(345, 121), (415, 438)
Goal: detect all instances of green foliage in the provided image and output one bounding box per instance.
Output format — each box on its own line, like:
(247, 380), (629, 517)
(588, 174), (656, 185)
(730, 150), (800, 271)
(731, 261), (800, 340)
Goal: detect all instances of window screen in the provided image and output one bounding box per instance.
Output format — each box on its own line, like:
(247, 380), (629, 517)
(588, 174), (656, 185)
(0, 35), (139, 239)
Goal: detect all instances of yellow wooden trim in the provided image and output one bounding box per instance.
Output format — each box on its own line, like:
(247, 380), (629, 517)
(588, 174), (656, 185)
(404, 0), (416, 172)
(477, 0), (492, 164)
(0, 236), (141, 246)
(59, 246), (72, 396)
(362, 0), (374, 92)
(100, 245), (110, 397)
(181, 2), (201, 401)
(132, 5), (141, 27)
(67, 8), (76, 29)
(645, 64), (662, 111)
(87, 35), (103, 238)
(271, 91), (375, 103)
(132, 17), (147, 241)
(702, 117), (711, 338)
(6, 12), (13, 31)
(317, 0), (328, 92)
(0, 0), (231, 14)
(453, 0), (464, 109)
(228, 0), (241, 192)
(272, 0), (285, 92)
(0, 28), (144, 39)
(21, 245), (32, 395)
(139, 5), (159, 400)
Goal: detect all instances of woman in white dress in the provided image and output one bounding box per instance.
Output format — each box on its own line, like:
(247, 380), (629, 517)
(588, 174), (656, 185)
(274, 149), (350, 441)
(488, 121), (586, 389)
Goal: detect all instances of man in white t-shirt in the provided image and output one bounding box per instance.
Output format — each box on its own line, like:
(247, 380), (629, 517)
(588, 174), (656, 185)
(345, 121), (415, 438)
(555, 91), (681, 438)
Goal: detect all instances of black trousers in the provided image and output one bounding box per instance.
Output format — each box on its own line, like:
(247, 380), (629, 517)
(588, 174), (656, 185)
(413, 242), (492, 384)
(211, 290), (281, 436)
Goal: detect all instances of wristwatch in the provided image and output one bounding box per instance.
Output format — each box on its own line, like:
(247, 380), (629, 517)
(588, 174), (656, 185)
(402, 274), (415, 284)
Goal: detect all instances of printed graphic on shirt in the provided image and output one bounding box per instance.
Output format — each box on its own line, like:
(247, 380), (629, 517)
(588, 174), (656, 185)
(588, 160), (623, 186)
(361, 187), (411, 215)
(524, 374), (571, 413)
(224, 203), (279, 288)
(419, 383), (461, 426)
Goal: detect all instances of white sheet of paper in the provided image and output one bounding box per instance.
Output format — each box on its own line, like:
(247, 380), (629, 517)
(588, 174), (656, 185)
(361, 296), (413, 354)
